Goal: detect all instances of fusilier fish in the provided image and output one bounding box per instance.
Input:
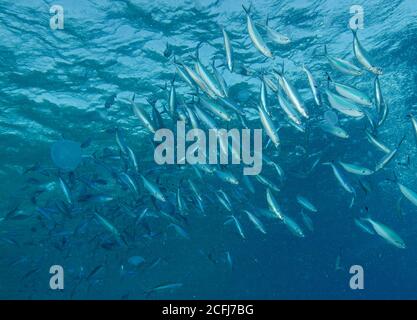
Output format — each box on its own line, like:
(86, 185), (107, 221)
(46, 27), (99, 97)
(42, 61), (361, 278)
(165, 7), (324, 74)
(333, 82), (372, 106)
(339, 161), (374, 176)
(225, 215), (245, 239)
(242, 5), (273, 58)
(260, 17), (290, 45)
(303, 64), (320, 106)
(326, 89), (364, 118)
(140, 175), (166, 202)
(397, 183), (417, 207)
(275, 71), (309, 119)
(266, 188), (283, 220)
(323, 162), (356, 207)
(324, 45), (362, 76)
(131, 99), (157, 134)
(365, 130), (391, 154)
(222, 28), (234, 72)
(364, 217), (405, 249)
(282, 215), (305, 238)
(258, 105), (280, 148)
(244, 210), (267, 234)
(296, 195), (318, 213)
(352, 29), (383, 75)
(195, 54), (225, 98)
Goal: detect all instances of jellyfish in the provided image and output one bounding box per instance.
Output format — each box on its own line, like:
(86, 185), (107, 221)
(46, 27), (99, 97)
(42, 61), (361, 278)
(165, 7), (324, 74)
(50, 139), (82, 171)
(324, 110), (339, 126)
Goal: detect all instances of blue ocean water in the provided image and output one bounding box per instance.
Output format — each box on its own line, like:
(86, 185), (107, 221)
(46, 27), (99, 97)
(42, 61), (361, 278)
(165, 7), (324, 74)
(1, 0), (417, 300)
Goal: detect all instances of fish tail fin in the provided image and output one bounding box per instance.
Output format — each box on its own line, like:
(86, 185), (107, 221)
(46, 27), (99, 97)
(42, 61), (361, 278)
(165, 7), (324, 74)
(242, 4), (249, 15)
(130, 93), (136, 103)
(397, 133), (406, 148)
(173, 55), (183, 66)
(196, 40), (211, 54)
(272, 67), (282, 78)
(196, 41), (205, 60)
(301, 61), (308, 71)
(325, 71), (333, 83)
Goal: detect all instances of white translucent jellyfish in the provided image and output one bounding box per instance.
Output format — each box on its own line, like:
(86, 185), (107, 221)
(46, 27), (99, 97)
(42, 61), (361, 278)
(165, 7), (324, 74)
(50, 139), (81, 171)
(324, 110), (339, 126)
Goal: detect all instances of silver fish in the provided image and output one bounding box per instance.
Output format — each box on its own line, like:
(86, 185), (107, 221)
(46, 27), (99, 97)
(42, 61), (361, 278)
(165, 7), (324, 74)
(58, 177), (72, 205)
(275, 71), (309, 119)
(169, 79), (177, 117)
(256, 174), (280, 192)
(333, 82), (372, 106)
(365, 130), (391, 154)
(354, 218), (375, 235)
(303, 64), (320, 106)
(131, 100), (157, 133)
(397, 182), (417, 207)
(338, 161), (374, 176)
(364, 217), (405, 249)
(323, 162), (356, 206)
(242, 5), (273, 58)
(194, 105), (217, 129)
(374, 136), (404, 172)
(244, 210), (266, 234)
(352, 29), (383, 75)
(222, 28), (234, 72)
(277, 90), (302, 126)
(199, 96), (232, 122)
(216, 170), (239, 185)
(296, 195), (318, 213)
(140, 175), (166, 202)
(326, 89), (364, 118)
(225, 215), (245, 239)
(282, 214), (305, 238)
(259, 18), (290, 45)
(266, 188), (283, 220)
(258, 105), (280, 148)
(195, 54), (225, 98)
(325, 45), (362, 76)
(374, 76), (384, 114)
(216, 190), (233, 212)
